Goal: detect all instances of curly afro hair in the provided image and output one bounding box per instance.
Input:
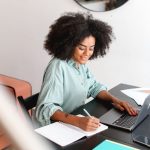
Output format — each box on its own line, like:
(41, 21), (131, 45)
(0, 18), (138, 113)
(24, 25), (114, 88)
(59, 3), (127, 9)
(44, 12), (114, 60)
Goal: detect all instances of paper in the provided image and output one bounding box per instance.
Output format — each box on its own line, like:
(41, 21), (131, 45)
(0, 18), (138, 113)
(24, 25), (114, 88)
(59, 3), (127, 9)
(35, 122), (84, 146)
(121, 88), (150, 105)
(35, 121), (108, 146)
(93, 139), (140, 150)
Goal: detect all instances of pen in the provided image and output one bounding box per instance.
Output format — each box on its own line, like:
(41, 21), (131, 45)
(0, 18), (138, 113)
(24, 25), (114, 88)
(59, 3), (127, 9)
(83, 108), (92, 117)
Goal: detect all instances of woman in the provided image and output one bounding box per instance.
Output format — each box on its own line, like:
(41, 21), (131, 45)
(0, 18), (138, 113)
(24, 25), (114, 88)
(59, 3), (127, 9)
(35, 12), (137, 131)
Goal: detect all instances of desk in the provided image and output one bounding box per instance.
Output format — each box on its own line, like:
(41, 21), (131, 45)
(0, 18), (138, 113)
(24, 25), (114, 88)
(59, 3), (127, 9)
(43, 83), (149, 150)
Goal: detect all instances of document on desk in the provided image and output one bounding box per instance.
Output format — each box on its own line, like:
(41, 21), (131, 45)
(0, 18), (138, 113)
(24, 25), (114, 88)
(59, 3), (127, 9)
(93, 139), (140, 150)
(121, 87), (150, 105)
(35, 121), (108, 146)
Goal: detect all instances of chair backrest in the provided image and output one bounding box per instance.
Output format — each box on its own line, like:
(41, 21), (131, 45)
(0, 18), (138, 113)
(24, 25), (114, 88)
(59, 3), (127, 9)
(17, 93), (39, 119)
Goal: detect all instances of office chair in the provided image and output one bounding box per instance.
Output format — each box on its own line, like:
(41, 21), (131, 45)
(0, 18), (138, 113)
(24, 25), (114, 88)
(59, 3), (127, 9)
(17, 93), (39, 120)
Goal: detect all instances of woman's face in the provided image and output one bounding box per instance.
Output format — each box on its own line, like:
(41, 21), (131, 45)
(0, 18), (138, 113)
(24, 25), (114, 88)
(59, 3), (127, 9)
(72, 36), (95, 65)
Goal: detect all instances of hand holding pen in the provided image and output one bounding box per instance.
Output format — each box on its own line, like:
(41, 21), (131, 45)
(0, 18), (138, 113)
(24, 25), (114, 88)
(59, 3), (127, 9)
(77, 109), (100, 131)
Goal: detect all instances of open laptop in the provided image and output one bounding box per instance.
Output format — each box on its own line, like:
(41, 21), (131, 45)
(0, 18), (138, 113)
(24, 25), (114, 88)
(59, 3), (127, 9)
(100, 95), (150, 131)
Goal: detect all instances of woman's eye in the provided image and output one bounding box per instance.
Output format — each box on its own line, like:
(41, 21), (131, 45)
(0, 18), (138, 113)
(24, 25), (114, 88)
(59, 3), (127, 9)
(90, 48), (94, 51)
(78, 47), (85, 50)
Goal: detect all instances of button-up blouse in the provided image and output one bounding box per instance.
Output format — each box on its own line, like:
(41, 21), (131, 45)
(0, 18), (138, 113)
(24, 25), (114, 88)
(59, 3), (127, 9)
(35, 58), (107, 126)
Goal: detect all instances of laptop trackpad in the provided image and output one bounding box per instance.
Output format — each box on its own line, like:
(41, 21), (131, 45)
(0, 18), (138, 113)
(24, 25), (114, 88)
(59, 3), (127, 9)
(100, 108), (123, 124)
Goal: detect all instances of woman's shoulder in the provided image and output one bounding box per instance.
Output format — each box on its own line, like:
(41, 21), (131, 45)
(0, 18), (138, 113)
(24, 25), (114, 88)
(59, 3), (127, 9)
(43, 58), (66, 80)
(49, 58), (66, 66)
(46, 58), (67, 72)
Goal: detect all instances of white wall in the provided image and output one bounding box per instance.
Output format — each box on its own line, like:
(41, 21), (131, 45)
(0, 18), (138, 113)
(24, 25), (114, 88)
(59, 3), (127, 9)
(0, 0), (150, 94)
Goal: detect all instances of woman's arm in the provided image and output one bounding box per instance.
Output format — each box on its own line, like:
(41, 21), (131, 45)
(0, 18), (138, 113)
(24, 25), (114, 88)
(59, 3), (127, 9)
(51, 110), (100, 131)
(96, 90), (138, 115)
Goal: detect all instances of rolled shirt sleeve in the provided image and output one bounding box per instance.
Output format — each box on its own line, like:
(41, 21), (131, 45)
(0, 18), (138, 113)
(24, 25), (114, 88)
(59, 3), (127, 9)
(36, 103), (63, 126)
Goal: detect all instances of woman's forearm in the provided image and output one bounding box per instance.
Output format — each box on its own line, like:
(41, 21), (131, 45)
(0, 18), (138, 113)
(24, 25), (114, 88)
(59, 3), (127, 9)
(51, 110), (100, 131)
(51, 110), (80, 127)
(96, 90), (119, 103)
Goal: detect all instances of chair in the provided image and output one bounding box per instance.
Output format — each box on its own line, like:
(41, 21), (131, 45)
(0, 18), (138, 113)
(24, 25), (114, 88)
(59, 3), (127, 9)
(0, 74), (32, 149)
(17, 93), (39, 121)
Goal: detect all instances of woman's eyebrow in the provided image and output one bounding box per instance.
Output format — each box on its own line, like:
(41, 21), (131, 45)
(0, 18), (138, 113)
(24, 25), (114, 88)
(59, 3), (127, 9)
(79, 44), (95, 47)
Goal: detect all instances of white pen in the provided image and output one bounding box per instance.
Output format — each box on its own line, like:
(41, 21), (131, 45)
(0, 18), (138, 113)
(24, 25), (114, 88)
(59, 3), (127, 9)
(83, 108), (92, 117)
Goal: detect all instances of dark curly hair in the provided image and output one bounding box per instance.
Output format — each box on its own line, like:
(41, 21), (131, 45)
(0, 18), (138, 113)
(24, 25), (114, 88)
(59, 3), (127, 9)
(44, 12), (113, 60)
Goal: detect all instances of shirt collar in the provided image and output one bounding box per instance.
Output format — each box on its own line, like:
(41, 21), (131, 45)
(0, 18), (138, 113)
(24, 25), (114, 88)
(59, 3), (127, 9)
(67, 59), (80, 69)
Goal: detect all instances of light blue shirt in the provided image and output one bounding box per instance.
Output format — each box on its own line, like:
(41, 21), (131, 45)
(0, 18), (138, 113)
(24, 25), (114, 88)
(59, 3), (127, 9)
(35, 58), (107, 126)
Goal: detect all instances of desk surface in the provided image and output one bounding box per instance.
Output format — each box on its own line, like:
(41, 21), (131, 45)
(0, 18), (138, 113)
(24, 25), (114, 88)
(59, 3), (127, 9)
(43, 83), (149, 150)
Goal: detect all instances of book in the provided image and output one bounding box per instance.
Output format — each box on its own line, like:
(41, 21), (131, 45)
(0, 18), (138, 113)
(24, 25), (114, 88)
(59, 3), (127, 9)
(35, 121), (108, 146)
(93, 139), (140, 150)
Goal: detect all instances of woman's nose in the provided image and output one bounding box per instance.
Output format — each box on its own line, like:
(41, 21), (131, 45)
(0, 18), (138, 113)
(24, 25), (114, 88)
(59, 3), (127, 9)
(83, 49), (89, 55)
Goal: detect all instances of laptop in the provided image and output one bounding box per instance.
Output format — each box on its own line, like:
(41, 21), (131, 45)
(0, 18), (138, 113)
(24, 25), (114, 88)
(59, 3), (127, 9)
(100, 95), (150, 131)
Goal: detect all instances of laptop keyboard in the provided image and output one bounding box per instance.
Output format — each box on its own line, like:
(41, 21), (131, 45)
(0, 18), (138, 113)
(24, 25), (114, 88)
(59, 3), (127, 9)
(113, 113), (138, 128)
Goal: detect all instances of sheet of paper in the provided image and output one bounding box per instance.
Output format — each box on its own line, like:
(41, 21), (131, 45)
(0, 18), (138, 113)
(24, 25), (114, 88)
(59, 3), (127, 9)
(121, 88), (150, 105)
(35, 122), (85, 146)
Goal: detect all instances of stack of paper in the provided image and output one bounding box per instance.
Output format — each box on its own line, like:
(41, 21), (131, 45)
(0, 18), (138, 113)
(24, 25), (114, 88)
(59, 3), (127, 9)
(35, 121), (108, 146)
(121, 88), (150, 105)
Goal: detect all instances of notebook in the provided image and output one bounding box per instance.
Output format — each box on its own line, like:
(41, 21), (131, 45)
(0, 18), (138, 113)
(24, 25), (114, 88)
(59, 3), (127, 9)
(35, 116), (108, 146)
(100, 95), (150, 131)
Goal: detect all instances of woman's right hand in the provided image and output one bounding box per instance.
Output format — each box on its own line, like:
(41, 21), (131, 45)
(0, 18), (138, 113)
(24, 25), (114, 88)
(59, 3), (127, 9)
(51, 110), (100, 131)
(77, 116), (100, 131)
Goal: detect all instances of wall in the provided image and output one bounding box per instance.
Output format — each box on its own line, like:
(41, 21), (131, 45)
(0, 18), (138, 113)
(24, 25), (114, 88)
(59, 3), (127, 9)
(0, 0), (150, 94)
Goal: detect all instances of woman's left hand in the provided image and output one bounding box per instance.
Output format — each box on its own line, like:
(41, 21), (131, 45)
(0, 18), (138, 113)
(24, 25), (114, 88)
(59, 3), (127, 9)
(112, 99), (138, 116)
